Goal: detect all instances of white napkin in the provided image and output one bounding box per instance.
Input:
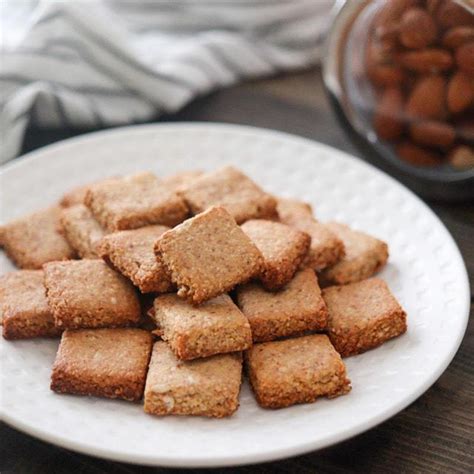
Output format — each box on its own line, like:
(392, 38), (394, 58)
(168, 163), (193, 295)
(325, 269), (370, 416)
(0, 0), (335, 163)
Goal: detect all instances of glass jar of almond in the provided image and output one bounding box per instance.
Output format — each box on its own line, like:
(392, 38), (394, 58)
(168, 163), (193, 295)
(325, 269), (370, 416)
(324, 0), (474, 201)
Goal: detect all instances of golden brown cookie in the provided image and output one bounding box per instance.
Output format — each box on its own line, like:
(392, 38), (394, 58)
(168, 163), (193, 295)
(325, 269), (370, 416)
(180, 166), (277, 224)
(60, 204), (105, 258)
(322, 278), (407, 357)
(51, 328), (152, 401)
(276, 197), (314, 226)
(155, 206), (263, 304)
(152, 293), (252, 360)
(144, 341), (242, 418)
(59, 177), (117, 208)
(319, 222), (389, 286)
(1, 270), (60, 340)
(301, 221), (346, 271)
(245, 334), (351, 409)
(97, 225), (173, 293)
(236, 268), (327, 342)
(161, 170), (203, 192)
(44, 259), (141, 329)
(0, 206), (75, 269)
(275, 199), (345, 271)
(85, 172), (188, 231)
(241, 219), (310, 290)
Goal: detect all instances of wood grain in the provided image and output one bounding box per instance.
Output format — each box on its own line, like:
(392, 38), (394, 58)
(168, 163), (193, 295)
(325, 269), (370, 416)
(2, 67), (473, 474)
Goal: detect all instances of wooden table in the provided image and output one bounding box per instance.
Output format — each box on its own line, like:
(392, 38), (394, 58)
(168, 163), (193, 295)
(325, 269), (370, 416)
(2, 68), (473, 474)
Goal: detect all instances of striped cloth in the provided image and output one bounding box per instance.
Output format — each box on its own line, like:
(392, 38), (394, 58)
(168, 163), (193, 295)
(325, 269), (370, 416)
(0, 0), (335, 163)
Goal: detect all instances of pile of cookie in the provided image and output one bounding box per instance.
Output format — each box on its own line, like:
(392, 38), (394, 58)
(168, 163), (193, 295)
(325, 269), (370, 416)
(0, 166), (407, 418)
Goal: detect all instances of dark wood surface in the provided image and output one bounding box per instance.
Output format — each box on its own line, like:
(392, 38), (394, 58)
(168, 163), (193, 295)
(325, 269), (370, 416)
(2, 68), (473, 474)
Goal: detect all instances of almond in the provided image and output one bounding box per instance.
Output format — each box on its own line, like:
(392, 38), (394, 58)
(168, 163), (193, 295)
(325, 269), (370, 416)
(405, 75), (446, 120)
(436, 1), (474, 30)
(367, 64), (406, 87)
(399, 8), (437, 49)
(366, 41), (405, 86)
(448, 146), (474, 169)
(397, 48), (453, 72)
(396, 141), (442, 166)
(455, 42), (474, 77)
(374, 0), (419, 29)
(366, 38), (395, 66)
(409, 121), (456, 148)
(374, 87), (405, 140)
(455, 117), (474, 143)
(375, 24), (400, 42)
(447, 71), (473, 113)
(426, 0), (442, 16)
(442, 26), (474, 49)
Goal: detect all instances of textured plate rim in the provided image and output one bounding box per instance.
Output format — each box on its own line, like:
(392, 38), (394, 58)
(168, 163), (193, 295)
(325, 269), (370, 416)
(0, 122), (470, 468)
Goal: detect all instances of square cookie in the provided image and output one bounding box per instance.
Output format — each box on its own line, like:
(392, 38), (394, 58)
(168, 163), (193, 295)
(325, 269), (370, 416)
(1, 270), (60, 340)
(59, 177), (116, 207)
(144, 341), (242, 417)
(277, 197), (314, 226)
(236, 268), (327, 342)
(85, 172), (188, 231)
(161, 170), (203, 192)
(274, 200), (345, 272)
(322, 278), (407, 357)
(241, 219), (310, 289)
(319, 222), (389, 286)
(301, 221), (346, 271)
(0, 206), (75, 269)
(245, 334), (351, 409)
(180, 166), (277, 224)
(51, 328), (152, 401)
(152, 293), (252, 360)
(98, 225), (173, 293)
(60, 204), (105, 258)
(44, 259), (141, 329)
(60, 183), (90, 208)
(156, 206), (263, 304)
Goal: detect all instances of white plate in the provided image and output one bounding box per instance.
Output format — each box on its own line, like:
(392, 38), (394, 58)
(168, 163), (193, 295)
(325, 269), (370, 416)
(0, 124), (470, 468)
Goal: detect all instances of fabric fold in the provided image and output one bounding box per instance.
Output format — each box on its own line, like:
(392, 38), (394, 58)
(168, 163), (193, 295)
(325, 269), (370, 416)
(0, 0), (334, 163)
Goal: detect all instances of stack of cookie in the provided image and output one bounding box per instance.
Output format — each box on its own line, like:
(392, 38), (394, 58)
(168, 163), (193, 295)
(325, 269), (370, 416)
(0, 166), (407, 418)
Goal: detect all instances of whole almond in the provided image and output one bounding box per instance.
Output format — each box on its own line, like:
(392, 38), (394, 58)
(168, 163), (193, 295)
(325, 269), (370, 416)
(375, 23), (400, 42)
(406, 75), (446, 120)
(366, 38), (405, 86)
(448, 146), (474, 169)
(436, 1), (474, 30)
(456, 42), (474, 77)
(367, 64), (406, 87)
(374, 0), (419, 29)
(426, 0), (442, 16)
(397, 141), (442, 166)
(409, 121), (456, 148)
(447, 71), (473, 113)
(374, 87), (405, 140)
(455, 117), (474, 143)
(397, 48), (453, 72)
(399, 8), (437, 49)
(366, 38), (395, 66)
(442, 26), (474, 49)
(366, 38), (404, 87)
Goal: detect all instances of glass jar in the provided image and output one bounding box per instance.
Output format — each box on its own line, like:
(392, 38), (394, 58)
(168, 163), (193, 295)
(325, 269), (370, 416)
(323, 0), (474, 201)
